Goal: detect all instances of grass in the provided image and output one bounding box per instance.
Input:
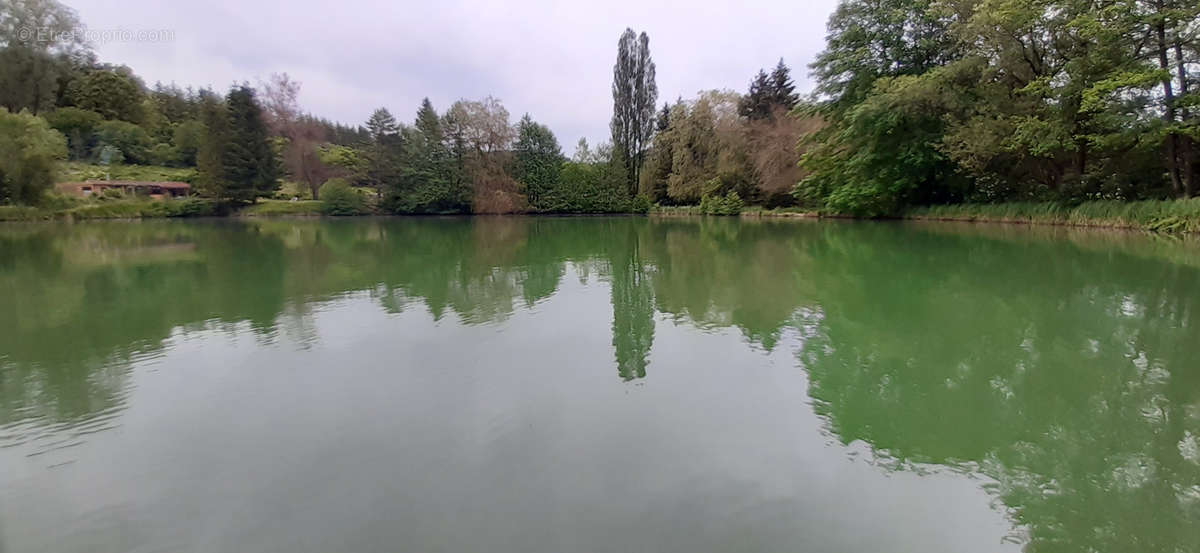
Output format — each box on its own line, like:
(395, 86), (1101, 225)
(651, 204), (818, 217)
(68, 198), (220, 219)
(0, 205), (53, 221)
(906, 199), (1200, 233)
(238, 199), (325, 216)
(58, 162), (199, 184)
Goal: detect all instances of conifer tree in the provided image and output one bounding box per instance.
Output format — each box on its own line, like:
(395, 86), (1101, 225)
(196, 91), (230, 198)
(738, 70), (772, 120)
(768, 59), (799, 112)
(221, 85), (279, 203)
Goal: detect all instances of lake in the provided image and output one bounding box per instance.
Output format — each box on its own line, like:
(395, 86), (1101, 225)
(1, 217), (1197, 553)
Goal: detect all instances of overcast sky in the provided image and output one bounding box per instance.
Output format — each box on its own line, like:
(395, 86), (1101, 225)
(69, 0), (837, 147)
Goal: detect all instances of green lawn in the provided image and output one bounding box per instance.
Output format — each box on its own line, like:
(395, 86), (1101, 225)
(58, 162), (199, 184)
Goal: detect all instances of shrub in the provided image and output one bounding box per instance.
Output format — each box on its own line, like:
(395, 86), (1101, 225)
(699, 191), (744, 215)
(320, 179), (366, 215)
(627, 194), (652, 214)
(94, 120), (152, 164)
(99, 187), (126, 201)
(44, 107), (103, 160)
(0, 108), (67, 205)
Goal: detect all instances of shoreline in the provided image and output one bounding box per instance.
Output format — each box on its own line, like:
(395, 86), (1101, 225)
(5, 200), (1199, 235)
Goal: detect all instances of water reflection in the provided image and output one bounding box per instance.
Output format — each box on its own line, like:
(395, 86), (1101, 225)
(1, 217), (1197, 552)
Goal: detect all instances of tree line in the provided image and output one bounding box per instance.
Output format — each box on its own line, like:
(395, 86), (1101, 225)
(4, 0), (1196, 215)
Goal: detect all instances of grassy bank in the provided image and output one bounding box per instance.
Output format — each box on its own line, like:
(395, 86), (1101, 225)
(0, 199), (221, 221)
(238, 200), (325, 217)
(59, 162), (199, 184)
(906, 199), (1200, 233)
(0, 198), (329, 221)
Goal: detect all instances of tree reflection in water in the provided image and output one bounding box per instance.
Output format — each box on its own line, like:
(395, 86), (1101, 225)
(1, 217), (1196, 551)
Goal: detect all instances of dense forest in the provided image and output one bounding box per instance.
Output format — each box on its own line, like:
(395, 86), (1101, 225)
(1, 0), (1197, 216)
(800, 0), (1200, 216)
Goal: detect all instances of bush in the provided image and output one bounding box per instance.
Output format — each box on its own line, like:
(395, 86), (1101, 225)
(319, 179), (367, 215)
(240, 200), (324, 216)
(99, 187), (126, 201)
(699, 191), (744, 215)
(0, 108), (67, 205)
(44, 107), (103, 160)
(68, 198), (218, 219)
(627, 194), (652, 214)
(537, 161), (631, 213)
(94, 120), (152, 164)
(148, 142), (179, 166)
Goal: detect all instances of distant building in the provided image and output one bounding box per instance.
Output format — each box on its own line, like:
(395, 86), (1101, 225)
(56, 181), (191, 199)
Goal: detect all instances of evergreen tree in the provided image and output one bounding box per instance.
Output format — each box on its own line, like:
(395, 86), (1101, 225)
(655, 102), (671, 133)
(767, 59), (799, 112)
(196, 92), (230, 198)
(365, 107), (399, 144)
(740, 60), (799, 120)
(738, 70), (772, 120)
(387, 99), (470, 213)
(514, 114), (564, 210)
(414, 98), (442, 145)
(221, 85), (278, 203)
(363, 107), (402, 197)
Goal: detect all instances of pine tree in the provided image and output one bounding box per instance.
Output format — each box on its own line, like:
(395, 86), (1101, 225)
(655, 102), (671, 133)
(363, 107), (402, 198)
(365, 107), (399, 144)
(738, 70), (772, 120)
(414, 98), (442, 145)
(388, 98), (469, 213)
(222, 85), (278, 203)
(768, 59), (799, 112)
(196, 92), (229, 198)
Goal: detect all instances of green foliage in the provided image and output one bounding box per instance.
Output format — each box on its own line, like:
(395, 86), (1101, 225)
(536, 160), (632, 213)
(801, 0), (1200, 212)
(379, 100), (471, 214)
(215, 86), (279, 203)
(94, 120), (152, 164)
(907, 198), (1200, 233)
(810, 0), (957, 113)
(60, 161), (198, 183)
(0, 108), (67, 205)
(611, 28), (658, 196)
(739, 59), (799, 120)
(514, 114), (564, 210)
(319, 179), (367, 215)
(69, 198), (218, 218)
(699, 191), (744, 215)
(196, 93), (229, 197)
(798, 65), (974, 216)
(171, 120), (205, 166)
(44, 107), (102, 159)
(239, 199), (324, 216)
(66, 68), (145, 123)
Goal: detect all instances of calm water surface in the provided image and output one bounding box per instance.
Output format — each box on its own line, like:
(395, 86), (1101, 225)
(1, 217), (1197, 553)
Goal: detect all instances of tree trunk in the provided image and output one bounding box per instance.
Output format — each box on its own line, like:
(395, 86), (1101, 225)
(1155, 16), (1184, 197)
(1175, 39), (1195, 197)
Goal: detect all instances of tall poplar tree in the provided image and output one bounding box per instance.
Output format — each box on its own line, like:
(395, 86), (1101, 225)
(610, 28), (657, 197)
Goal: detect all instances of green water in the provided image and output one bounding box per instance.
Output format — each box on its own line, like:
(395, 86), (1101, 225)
(1, 217), (1197, 553)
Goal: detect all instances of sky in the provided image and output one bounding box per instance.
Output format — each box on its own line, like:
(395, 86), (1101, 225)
(69, 0), (837, 148)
